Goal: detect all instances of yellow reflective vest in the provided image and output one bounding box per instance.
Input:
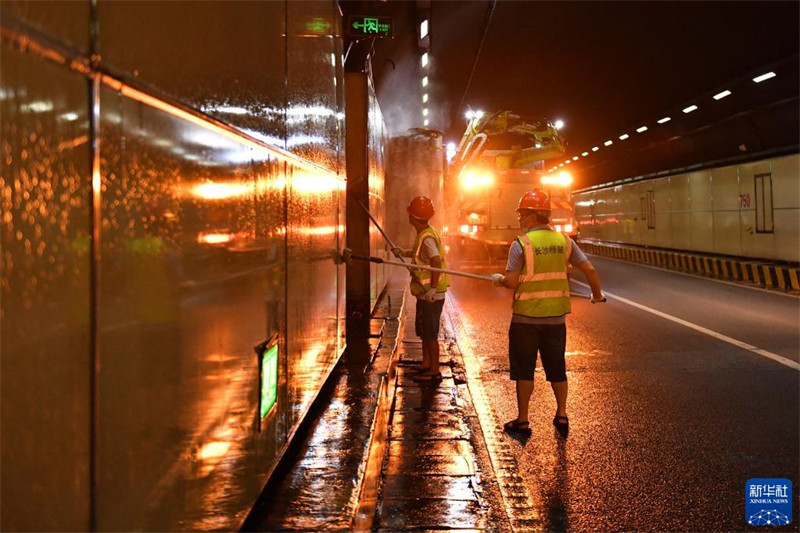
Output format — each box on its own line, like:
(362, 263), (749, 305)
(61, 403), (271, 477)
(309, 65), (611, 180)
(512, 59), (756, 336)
(410, 226), (449, 296)
(512, 230), (572, 317)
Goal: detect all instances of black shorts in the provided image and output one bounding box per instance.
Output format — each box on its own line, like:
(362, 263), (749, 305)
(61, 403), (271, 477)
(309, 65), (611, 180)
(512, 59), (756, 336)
(508, 322), (567, 382)
(415, 298), (444, 340)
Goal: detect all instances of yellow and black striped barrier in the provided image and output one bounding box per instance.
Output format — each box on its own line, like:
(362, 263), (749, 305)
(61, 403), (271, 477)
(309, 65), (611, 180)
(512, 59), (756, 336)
(578, 240), (800, 293)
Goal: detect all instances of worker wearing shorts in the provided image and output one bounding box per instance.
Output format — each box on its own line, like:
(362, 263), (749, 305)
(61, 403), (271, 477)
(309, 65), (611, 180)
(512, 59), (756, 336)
(492, 190), (605, 435)
(392, 196), (449, 385)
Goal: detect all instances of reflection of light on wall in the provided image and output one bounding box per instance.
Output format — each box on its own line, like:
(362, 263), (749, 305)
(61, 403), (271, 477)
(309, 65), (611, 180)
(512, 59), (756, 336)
(197, 232), (234, 245)
(202, 104), (250, 115)
(190, 182), (250, 200)
(185, 129), (240, 150)
(295, 342), (327, 378)
(103, 76), (336, 177)
(287, 134), (327, 148)
(240, 128), (285, 148)
(197, 440), (232, 477)
(274, 173), (344, 194)
(296, 225), (344, 236)
(198, 441), (231, 460)
(21, 100), (54, 113)
(286, 105), (338, 126)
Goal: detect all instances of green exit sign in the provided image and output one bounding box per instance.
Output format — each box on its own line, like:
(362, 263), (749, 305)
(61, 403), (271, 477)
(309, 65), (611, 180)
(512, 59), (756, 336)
(347, 15), (393, 38)
(260, 343), (278, 418)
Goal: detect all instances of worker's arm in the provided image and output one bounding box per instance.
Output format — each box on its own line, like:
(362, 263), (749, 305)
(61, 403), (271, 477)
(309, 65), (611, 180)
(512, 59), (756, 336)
(391, 247), (407, 258)
(575, 259), (605, 302)
(429, 255), (442, 288)
(498, 270), (520, 289)
(492, 240), (522, 289)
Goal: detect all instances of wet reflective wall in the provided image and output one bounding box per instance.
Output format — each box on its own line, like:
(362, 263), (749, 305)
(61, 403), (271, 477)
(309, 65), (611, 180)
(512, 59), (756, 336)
(0, 27), (93, 533)
(0, 1), (384, 531)
(368, 87), (388, 301)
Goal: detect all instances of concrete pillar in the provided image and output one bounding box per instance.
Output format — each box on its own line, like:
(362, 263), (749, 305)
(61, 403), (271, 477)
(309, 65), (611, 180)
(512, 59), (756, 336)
(345, 72), (371, 360)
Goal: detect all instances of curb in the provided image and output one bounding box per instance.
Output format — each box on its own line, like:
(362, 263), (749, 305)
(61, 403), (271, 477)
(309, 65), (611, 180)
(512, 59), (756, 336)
(351, 283), (407, 531)
(578, 240), (800, 292)
(241, 281), (406, 531)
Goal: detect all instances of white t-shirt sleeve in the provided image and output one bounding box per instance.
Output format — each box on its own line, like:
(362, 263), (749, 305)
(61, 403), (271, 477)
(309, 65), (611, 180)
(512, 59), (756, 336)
(419, 236), (440, 262)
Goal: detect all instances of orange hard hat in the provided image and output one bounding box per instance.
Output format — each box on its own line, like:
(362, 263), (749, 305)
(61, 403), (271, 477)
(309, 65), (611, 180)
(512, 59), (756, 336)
(407, 195), (435, 220)
(517, 190), (551, 212)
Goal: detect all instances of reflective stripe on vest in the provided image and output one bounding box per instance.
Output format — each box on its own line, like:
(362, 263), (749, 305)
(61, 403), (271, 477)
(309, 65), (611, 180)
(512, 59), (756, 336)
(512, 230), (571, 317)
(411, 226), (449, 296)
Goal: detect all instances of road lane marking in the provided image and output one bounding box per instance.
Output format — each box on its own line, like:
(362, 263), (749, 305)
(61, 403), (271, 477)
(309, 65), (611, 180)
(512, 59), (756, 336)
(572, 280), (800, 371)
(444, 295), (541, 531)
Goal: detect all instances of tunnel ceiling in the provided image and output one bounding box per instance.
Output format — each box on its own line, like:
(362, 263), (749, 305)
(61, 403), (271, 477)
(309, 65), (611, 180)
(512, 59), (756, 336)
(361, 0), (799, 188)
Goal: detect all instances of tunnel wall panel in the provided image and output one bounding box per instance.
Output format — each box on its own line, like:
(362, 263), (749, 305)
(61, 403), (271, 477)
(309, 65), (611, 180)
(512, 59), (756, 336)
(573, 153), (799, 263)
(286, 1), (344, 171)
(97, 1), (288, 147)
(1, 1), (383, 531)
(710, 165), (743, 257)
(688, 171), (713, 252)
(95, 87), (293, 530)
(771, 156), (800, 263)
(0, 42), (93, 533)
(1, 0), (90, 54)
(368, 87), (387, 300)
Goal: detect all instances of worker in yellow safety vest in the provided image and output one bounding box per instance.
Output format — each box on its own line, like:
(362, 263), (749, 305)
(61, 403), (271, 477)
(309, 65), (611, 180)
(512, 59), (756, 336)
(491, 190), (605, 436)
(392, 195), (449, 385)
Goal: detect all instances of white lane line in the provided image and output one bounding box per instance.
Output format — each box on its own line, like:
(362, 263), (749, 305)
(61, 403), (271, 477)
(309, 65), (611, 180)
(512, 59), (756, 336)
(572, 280), (800, 371)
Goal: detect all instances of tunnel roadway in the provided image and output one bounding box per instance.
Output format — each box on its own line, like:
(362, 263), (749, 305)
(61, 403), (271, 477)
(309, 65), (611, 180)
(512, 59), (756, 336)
(447, 254), (799, 531)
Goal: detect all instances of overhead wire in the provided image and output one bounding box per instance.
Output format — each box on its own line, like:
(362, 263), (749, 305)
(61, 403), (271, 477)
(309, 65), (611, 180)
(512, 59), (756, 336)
(457, 0), (497, 114)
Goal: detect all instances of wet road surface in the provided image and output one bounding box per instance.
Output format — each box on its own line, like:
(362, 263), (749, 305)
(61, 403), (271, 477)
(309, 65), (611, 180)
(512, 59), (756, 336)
(448, 254), (799, 531)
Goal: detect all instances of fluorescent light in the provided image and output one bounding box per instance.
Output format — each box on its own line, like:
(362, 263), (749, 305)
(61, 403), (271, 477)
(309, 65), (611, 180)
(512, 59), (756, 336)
(421, 53), (429, 68)
(422, 108), (429, 116)
(422, 93), (428, 103)
(604, 140), (613, 146)
(591, 146), (599, 152)
(619, 134), (629, 140)
(423, 119), (429, 126)
(572, 156), (579, 160)
(422, 76), (428, 87)
(420, 19), (428, 39)
(565, 160), (571, 164)
(581, 151), (589, 157)
(682, 105), (698, 113)
(713, 90), (731, 100)
(753, 72), (776, 83)
(657, 117), (671, 124)
(636, 126), (648, 133)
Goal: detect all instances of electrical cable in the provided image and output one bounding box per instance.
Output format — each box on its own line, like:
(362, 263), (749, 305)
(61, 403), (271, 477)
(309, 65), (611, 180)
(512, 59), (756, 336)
(457, 0), (497, 114)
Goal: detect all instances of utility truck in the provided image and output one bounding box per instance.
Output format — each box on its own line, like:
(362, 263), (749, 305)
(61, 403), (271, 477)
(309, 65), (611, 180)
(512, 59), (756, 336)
(444, 111), (575, 266)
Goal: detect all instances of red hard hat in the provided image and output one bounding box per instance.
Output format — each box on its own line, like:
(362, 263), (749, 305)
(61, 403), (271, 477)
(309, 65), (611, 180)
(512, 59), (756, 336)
(517, 190), (551, 211)
(407, 196), (435, 220)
